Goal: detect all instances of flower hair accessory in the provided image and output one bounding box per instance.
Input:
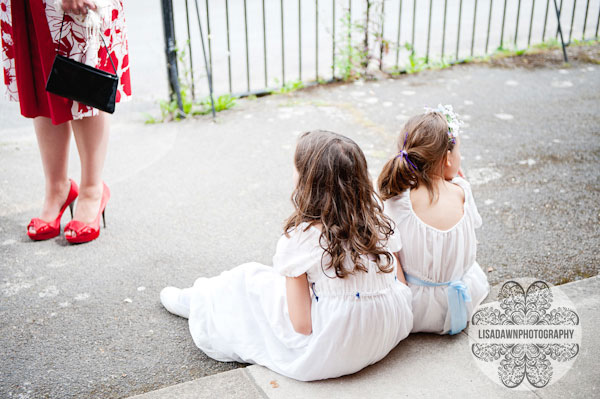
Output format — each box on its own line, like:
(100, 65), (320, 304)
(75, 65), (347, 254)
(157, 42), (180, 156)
(424, 104), (464, 145)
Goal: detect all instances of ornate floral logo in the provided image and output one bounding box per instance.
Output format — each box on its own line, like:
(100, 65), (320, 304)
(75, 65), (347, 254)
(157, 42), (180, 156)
(468, 279), (581, 390)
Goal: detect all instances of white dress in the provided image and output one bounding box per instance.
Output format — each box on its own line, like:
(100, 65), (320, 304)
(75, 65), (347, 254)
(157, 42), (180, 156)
(384, 177), (489, 334)
(187, 223), (413, 381)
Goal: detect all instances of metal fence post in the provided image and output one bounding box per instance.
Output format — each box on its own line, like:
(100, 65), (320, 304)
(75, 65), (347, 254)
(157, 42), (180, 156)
(515, 0), (522, 46)
(205, 0), (213, 74)
(456, 0), (463, 59)
(281, 0), (286, 85)
(225, 0), (232, 93)
(485, 0), (493, 53)
(426, 0), (433, 63)
(184, 0), (195, 99)
(316, 0), (320, 78)
(161, 0), (184, 114)
(500, 0), (507, 48)
(528, 0), (536, 46)
(582, 0), (590, 40)
(552, 0), (569, 62)
(471, 0), (478, 57)
(569, 0), (577, 43)
(555, 0), (563, 39)
(411, 0), (416, 52)
(442, 0), (448, 59)
(262, 0), (268, 88)
(542, 0), (550, 41)
(395, 0), (403, 67)
(193, 0), (216, 118)
(243, 0), (250, 92)
(379, 0), (385, 70)
(332, 0), (336, 78)
(299, 0), (302, 81)
(596, 2), (600, 38)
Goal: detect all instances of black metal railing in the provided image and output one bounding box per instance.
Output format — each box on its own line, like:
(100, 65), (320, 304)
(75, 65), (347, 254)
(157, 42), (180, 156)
(161, 0), (600, 114)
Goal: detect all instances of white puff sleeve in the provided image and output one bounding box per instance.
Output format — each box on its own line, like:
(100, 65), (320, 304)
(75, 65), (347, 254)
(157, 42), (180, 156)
(272, 225), (322, 277)
(386, 229), (402, 253)
(452, 176), (483, 228)
(383, 193), (412, 252)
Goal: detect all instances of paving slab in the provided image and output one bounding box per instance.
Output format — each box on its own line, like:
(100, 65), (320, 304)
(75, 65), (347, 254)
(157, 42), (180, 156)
(127, 369), (266, 399)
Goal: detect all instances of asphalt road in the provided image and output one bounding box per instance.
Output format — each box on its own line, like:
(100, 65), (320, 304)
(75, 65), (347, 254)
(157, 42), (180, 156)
(1, 48), (599, 397)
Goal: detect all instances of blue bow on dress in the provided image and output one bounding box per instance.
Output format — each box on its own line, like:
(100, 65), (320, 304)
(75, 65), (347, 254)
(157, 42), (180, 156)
(405, 273), (472, 335)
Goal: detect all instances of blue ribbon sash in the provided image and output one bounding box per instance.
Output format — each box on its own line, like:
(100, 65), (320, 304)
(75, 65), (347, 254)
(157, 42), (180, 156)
(405, 273), (472, 335)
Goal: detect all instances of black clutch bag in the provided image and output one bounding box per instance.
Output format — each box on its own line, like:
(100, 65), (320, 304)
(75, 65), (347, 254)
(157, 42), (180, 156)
(46, 14), (119, 114)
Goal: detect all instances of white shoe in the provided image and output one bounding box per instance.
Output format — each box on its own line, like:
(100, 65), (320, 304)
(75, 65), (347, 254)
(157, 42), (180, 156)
(160, 286), (190, 318)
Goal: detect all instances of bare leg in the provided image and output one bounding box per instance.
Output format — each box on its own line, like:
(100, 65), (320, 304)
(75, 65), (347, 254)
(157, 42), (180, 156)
(68, 112), (109, 231)
(29, 117), (72, 233)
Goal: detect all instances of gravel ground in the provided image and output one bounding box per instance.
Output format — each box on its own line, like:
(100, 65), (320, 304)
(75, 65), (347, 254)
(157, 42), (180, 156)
(0, 44), (598, 398)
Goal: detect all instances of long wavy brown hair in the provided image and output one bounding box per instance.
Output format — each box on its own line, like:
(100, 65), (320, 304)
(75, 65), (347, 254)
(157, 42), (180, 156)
(377, 112), (453, 202)
(284, 130), (394, 278)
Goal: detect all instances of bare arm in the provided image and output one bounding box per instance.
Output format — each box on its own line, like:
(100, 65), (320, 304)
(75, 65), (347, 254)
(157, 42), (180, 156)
(285, 274), (312, 335)
(394, 252), (408, 286)
(60, 0), (97, 15)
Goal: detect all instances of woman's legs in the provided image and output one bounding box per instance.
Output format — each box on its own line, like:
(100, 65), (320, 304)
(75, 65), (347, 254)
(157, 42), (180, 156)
(68, 112), (110, 229)
(29, 117), (72, 233)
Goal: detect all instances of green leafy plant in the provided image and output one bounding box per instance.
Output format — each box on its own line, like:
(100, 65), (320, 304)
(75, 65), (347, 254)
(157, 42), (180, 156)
(428, 58), (452, 70)
(202, 94), (236, 112)
(334, 10), (365, 81)
(370, 0), (389, 71)
(334, 1), (391, 81)
(532, 38), (560, 49)
(145, 43), (236, 123)
(403, 43), (428, 74)
(273, 80), (305, 94)
(497, 44), (525, 56)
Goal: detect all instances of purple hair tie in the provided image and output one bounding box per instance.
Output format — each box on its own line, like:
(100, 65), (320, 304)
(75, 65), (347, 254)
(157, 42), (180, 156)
(395, 133), (418, 172)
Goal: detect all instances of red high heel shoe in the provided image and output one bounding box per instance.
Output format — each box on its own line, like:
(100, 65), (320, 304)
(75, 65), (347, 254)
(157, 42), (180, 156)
(27, 179), (79, 241)
(64, 182), (110, 244)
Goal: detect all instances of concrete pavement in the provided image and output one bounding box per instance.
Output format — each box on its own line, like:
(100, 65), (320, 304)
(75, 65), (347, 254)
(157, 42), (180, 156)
(1, 47), (599, 398)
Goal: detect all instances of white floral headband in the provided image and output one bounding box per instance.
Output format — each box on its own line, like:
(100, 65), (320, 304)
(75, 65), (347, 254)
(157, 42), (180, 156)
(424, 104), (463, 145)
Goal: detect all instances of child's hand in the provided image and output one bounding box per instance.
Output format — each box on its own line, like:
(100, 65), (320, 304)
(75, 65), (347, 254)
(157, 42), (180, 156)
(394, 253), (408, 286)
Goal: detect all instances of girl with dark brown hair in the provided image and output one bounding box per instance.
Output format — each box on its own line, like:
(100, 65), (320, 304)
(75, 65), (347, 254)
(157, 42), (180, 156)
(160, 130), (413, 381)
(378, 106), (489, 335)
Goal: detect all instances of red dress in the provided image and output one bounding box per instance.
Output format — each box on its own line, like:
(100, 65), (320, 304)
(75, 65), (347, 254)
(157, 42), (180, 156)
(1, 0), (132, 125)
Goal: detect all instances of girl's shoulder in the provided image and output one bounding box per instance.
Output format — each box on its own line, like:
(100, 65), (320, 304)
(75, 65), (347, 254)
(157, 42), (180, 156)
(448, 178), (466, 198)
(281, 221), (321, 241)
(451, 176), (483, 228)
(450, 176), (472, 193)
(450, 176), (475, 205)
